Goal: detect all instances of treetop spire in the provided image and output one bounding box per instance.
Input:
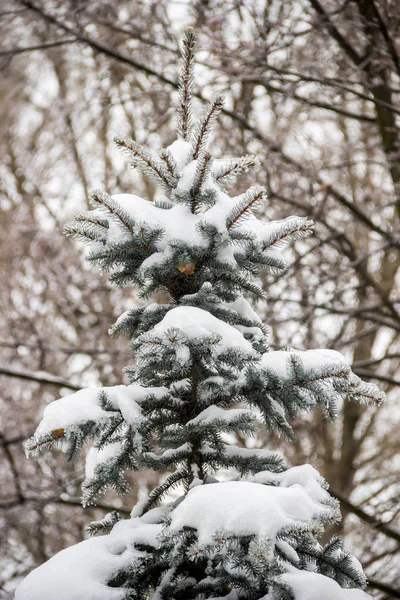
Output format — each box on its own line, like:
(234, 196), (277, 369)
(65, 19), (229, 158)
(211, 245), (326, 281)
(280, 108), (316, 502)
(177, 27), (196, 141)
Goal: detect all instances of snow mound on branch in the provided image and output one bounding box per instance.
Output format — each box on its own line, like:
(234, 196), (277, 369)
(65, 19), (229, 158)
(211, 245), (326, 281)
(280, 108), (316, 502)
(248, 464), (331, 503)
(15, 518), (162, 600)
(187, 405), (253, 426)
(85, 442), (123, 479)
(168, 480), (333, 550)
(151, 306), (254, 355)
(281, 566), (372, 600)
(167, 138), (191, 169)
(99, 148), (304, 267)
(260, 349), (347, 378)
(223, 297), (263, 324)
(35, 384), (167, 435)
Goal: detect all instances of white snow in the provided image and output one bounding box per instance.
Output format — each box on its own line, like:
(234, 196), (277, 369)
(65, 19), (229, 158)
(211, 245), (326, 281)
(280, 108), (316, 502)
(276, 539), (300, 563)
(223, 297), (263, 324)
(15, 518), (163, 600)
(35, 387), (111, 435)
(168, 480), (333, 550)
(85, 442), (122, 479)
(260, 349), (347, 378)
(234, 324), (264, 341)
(248, 465), (333, 505)
(35, 384), (168, 436)
(176, 160), (200, 192)
(175, 344), (191, 366)
(102, 179), (291, 265)
(166, 139), (191, 170)
(112, 194), (208, 249)
(223, 445), (277, 460)
(187, 406), (254, 426)
(281, 566), (372, 600)
(150, 306), (255, 356)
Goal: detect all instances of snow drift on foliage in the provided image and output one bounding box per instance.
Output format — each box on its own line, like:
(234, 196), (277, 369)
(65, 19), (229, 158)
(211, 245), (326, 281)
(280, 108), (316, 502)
(281, 567), (372, 600)
(15, 517), (163, 600)
(168, 478), (336, 551)
(150, 305), (255, 355)
(33, 383), (167, 437)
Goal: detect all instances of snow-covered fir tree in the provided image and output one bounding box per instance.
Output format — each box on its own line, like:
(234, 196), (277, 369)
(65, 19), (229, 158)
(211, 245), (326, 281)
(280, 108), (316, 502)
(16, 29), (385, 600)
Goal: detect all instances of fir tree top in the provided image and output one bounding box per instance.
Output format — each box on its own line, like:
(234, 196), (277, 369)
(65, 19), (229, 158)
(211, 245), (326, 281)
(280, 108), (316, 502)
(17, 29), (384, 600)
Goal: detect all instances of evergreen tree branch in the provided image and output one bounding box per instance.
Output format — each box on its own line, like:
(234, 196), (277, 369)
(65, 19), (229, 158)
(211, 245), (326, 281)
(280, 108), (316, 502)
(215, 155), (260, 183)
(227, 187), (266, 230)
(115, 137), (175, 190)
(90, 190), (135, 235)
(159, 149), (179, 180)
(191, 97), (225, 160)
(190, 151), (213, 212)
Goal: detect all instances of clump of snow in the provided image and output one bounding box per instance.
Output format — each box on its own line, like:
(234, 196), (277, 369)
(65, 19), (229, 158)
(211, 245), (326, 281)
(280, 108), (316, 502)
(166, 139), (191, 170)
(222, 297), (266, 341)
(187, 406), (254, 426)
(15, 518), (162, 600)
(112, 194), (208, 249)
(35, 387), (111, 435)
(234, 324), (264, 341)
(223, 297), (263, 324)
(281, 566), (372, 600)
(223, 446), (277, 460)
(248, 465), (332, 505)
(276, 539), (300, 563)
(175, 160), (200, 193)
(35, 384), (168, 436)
(260, 349), (347, 378)
(151, 306), (255, 356)
(85, 442), (123, 479)
(168, 480), (333, 550)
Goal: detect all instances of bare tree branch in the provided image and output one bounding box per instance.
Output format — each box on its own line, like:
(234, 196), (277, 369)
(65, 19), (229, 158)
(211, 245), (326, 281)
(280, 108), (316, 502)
(352, 369), (400, 386)
(0, 492), (131, 516)
(0, 38), (76, 57)
(329, 486), (400, 544)
(366, 577), (400, 598)
(0, 366), (81, 390)
(0, 340), (129, 356)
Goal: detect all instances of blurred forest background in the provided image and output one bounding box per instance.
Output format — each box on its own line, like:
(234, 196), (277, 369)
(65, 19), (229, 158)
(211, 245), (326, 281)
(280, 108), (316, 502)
(0, 0), (399, 598)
